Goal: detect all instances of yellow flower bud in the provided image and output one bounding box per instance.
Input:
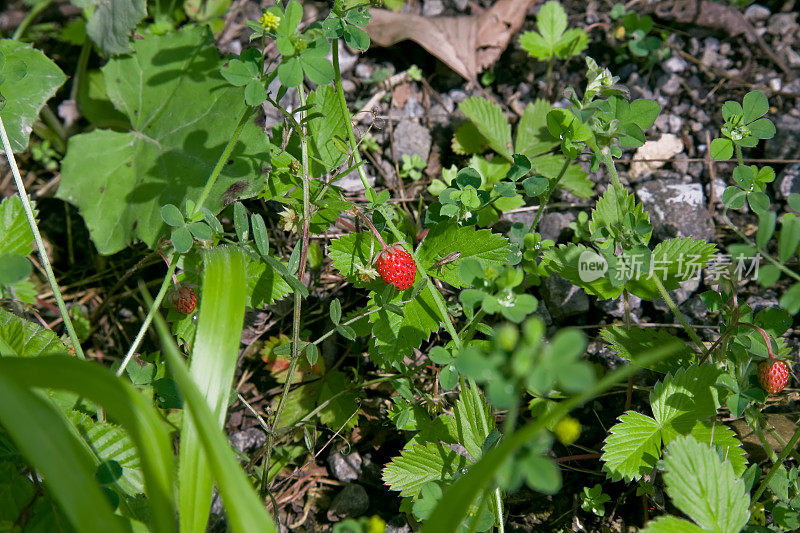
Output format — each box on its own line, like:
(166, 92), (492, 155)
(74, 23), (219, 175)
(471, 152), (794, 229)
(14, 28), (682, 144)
(554, 416), (581, 445)
(259, 12), (281, 31)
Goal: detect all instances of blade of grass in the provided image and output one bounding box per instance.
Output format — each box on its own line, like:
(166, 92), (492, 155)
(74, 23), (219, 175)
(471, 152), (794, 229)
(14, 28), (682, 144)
(144, 281), (277, 533)
(0, 373), (132, 533)
(0, 356), (176, 533)
(179, 246), (248, 533)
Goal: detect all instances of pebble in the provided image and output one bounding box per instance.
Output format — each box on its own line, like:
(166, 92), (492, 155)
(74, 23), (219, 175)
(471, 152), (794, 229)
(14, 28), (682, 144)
(635, 180), (715, 241)
(355, 63), (373, 80)
(776, 164), (800, 200)
(422, 0), (445, 16)
(744, 4), (771, 22)
(328, 450), (363, 482)
(392, 120), (432, 161)
(662, 55), (688, 74)
(328, 484), (369, 519)
(229, 427), (267, 454)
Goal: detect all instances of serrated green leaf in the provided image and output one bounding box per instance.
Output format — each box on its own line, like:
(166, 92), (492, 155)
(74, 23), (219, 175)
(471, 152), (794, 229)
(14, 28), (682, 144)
(57, 27), (267, 254)
(626, 237), (716, 300)
(532, 154), (593, 198)
(514, 100), (558, 158)
(416, 223), (508, 288)
(0, 308), (68, 357)
(641, 516), (705, 533)
(67, 411), (143, 496)
(307, 86), (348, 175)
(599, 325), (695, 374)
(459, 97), (513, 161)
(660, 435), (750, 533)
(650, 366), (721, 441)
(0, 196), (34, 257)
(601, 411), (661, 482)
(369, 285), (441, 366)
(0, 40), (66, 152)
(451, 121), (488, 155)
(688, 421), (747, 477)
(452, 386), (493, 462)
(542, 244), (623, 299)
(382, 442), (469, 498)
(589, 185), (651, 245)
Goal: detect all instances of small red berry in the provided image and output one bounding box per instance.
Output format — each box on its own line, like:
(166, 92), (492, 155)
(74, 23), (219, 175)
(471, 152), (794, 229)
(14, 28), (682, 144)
(758, 359), (790, 394)
(170, 285), (197, 315)
(375, 244), (417, 291)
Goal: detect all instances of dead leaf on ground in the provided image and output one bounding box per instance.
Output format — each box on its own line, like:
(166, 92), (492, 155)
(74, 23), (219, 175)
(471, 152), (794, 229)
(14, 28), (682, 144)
(365, 0), (536, 82)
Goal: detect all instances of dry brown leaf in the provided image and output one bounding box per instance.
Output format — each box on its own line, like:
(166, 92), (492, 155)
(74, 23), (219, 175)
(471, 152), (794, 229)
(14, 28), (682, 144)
(366, 0), (536, 82)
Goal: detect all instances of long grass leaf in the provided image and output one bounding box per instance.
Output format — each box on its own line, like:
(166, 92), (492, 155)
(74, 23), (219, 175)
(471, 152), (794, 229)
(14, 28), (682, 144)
(179, 246), (248, 533)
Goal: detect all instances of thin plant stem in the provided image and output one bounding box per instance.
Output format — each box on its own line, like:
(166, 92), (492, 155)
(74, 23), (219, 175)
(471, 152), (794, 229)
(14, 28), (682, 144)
(116, 254), (178, 376)
(751, 424), (800, 508)
(0, 115), (85, 359)
(528, 156), (571, 234)
(11, 0), (53, 40)
(652, 276), (706, 355)
(737, 321), (775, 359)
(262, 84), (312, 504)
(191, 108), (253, 218)
(332, 39), (372, 193)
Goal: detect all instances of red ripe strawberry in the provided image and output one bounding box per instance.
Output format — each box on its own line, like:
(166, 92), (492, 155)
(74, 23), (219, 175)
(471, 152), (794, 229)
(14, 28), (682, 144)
(170, 285), (197, 315)
(758, 359), (790, 394)
(375, 244), (416, 291)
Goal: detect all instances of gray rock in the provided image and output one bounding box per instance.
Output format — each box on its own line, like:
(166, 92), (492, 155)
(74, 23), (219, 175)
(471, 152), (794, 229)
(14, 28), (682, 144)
(229, 427), (267, 454)
(448, 88), (469, 104)
(767, 13), (799, 36)
(328, 450), (363, 482)
(746, 293), (779, 315)
(423, 0), (445, 16)
(776, 164), (800, 199)
(636, 180), (715, 241)
(745, 4), (771, 22)
(328, 483), (369, 519)
(338, 167), (376, 193)
(538, 212), (576, 242)
(766, 115), (800, 159)
(341, 79), (357, 92)
(684, 295), (709, 322)
(450, 0), (469, 11)
(658, 74), (682, 96)
(655, 113), (683, 134)
(542, 275), (589, 320)
(662, 55), (688, 74)
(392, 120), (431, 162)
(354, 63), (373, 80)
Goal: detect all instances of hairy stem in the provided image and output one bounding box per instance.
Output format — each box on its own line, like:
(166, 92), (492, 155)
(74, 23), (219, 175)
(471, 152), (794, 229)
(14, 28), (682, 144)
(0, 115), (85, 359)
(332, 39), (372, 193)
(652, 276), (706, 355)
(262, 84), (312, 505)
(191, 108), (253, 218)
(528, 156), (571, 235)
